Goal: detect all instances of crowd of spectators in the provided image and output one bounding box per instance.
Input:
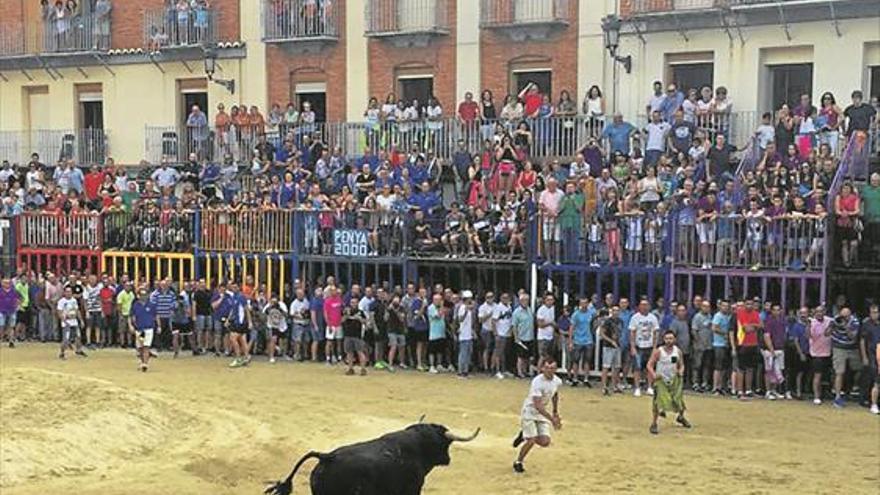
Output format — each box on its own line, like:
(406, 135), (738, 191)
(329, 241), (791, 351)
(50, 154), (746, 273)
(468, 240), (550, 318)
(2, 267), (878, 414)
(40, 0), (113, 51)
(1, 82), (878, 267)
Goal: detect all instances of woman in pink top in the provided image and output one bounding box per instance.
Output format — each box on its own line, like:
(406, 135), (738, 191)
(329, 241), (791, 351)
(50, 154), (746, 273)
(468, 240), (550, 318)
(834, 181), (861, 267)
(323, 285), (344, 364)
(808, 305), (834, 405)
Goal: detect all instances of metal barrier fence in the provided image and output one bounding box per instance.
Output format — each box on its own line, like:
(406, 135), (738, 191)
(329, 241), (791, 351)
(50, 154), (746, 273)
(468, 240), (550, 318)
(262, 0), (339, 40)
(103, 251), (195, 289)
(480, 0), (570, 26)
(201, 253), (294, 301)
(535, 211), (672, 266)
(143, 4), (217, 50)
(293, 209), (408, 257)
(102, 209), (194, 253)
(672, 214), (828, 272)
(17, 213), (101, 249)
(19, 249), (102, 276)
(199, 209), (294, 252)
(365, 0), (449, 35)
(0, 23), (26, 56)
(145, 125), (222, 164)
(0, 129), (108, 165)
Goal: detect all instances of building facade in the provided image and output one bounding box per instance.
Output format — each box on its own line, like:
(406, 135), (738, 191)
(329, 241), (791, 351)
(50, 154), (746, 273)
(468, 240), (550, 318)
(0, 0), (877, 164)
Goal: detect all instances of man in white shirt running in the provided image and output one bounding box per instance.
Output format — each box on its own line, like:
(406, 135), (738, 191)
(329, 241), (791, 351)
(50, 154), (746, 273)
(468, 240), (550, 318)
(512, 359), (563, 473)
(648, 330), (692, 434)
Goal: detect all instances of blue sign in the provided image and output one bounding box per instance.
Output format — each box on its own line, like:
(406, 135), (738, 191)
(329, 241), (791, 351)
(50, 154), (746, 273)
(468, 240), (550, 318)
(333, 229), (370, 257)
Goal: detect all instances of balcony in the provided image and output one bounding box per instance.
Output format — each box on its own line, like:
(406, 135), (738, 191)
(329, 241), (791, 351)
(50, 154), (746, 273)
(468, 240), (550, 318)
(480, 0), (570, 41)
(0, 129), (109, 165)
(262, 0), (339, 52)
(625, 0), (878, 35)
(143, 4), (218, 52)
(365, 0), (450, 48)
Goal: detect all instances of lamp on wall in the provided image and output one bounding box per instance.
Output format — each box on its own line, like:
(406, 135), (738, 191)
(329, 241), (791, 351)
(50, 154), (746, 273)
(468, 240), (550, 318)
(203, 46), (235, 94)
(601, 14), (632, 74)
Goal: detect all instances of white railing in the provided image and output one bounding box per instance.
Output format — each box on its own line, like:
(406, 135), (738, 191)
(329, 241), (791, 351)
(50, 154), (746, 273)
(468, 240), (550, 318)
(0, 130), (108, 165)
(480, 0), (570, 26)
(636, 111), (759, 148)
(263, 0), (339, 40)
(365, 0), (449, 35)
(143, 4), (218, 50)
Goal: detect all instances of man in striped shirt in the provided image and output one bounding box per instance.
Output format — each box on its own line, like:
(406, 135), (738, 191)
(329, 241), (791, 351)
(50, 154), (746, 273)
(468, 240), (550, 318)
(150, 279), (177, 352)
(84, 275), (104, 350)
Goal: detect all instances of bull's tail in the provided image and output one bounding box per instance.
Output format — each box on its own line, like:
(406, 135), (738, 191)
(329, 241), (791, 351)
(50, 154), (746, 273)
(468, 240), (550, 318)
(264, 451), (325, 495)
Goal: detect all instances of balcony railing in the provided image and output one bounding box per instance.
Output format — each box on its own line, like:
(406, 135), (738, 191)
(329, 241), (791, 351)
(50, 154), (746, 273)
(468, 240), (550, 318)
(0, 24), (26, 57)
(41, 13), (111, 53)
(365, 0), (449, 36)
(143, 4), (217, 50)
(629, 0), (727, 15)
(480, 0), (570, 27)
(0, 129), (108, 165)
(262, 0), (340, 41)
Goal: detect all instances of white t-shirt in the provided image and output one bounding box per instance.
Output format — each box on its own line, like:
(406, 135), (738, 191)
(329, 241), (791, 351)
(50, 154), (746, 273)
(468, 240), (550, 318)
(536, 305), (555, 341)
(521, 374), (563, 422)
(629, 312), (660, 349)
(289, 298), (310, 325)
(57, 297), (80, 327)
(478, 302), (495, 332)
(151, 167), (180, 189)
(264, 301), (289, 331)
(457, 305), (474, 341)
(492, 303), (512, 337)
(646, 122), (671, 152)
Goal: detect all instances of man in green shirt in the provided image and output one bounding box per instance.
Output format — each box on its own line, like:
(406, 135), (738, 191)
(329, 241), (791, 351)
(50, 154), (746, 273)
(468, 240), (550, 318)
(861, 173), (880, 261)
(512, 295), (536, 378)
(558, 182), (584, 264)
(116, 282), (136, 348)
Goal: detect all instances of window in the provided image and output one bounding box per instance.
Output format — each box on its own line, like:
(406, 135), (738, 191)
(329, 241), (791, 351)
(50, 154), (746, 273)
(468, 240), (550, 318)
(665, 52), (713, 93)
(769, 63), (813, 110)
(297, 91), (327, 123)
(398, 76), (434, 105)
(513, 70), (551, 98)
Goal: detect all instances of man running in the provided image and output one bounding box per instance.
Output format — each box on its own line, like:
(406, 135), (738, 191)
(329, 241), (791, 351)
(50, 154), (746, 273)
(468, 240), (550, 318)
(648, 329), (692, 434)
(225, 282), (252, 368)
(512, 359), (563, 474)
(129, 288), (159, 372)
(264, 294), (289, 364)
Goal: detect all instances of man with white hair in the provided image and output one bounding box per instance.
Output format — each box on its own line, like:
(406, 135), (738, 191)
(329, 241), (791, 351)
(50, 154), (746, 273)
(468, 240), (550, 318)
(456, 290), (476, 379)
(538, 178), (564, 265)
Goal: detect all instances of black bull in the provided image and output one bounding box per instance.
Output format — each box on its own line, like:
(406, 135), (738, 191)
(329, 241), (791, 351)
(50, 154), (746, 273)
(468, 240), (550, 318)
(264, 423), (480, 495)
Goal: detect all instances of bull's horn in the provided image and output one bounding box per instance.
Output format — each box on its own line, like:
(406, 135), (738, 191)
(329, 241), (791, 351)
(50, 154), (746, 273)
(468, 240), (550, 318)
(445, 428), (481, 442)
(417, 414), (426, 424)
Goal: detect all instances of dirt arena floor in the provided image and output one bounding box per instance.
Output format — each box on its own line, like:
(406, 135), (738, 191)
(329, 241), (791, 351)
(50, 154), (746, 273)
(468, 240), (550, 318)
(1, 345), (877, 495)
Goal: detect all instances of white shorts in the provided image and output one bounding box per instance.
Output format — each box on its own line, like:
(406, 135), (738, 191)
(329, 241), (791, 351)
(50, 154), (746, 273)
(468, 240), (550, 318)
(138, 328), (155, 348)
(542, 219), (561, 242)
(521, 418), (551, 439)
(325, 326), (342, 340)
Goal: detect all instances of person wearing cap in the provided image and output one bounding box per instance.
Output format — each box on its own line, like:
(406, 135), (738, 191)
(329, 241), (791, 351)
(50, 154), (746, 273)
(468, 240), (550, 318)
(129, 287), (159, 371)
(455, 290), (477, 378)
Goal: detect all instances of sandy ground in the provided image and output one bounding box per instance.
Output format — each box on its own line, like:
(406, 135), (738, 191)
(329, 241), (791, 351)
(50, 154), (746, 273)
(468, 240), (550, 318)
(0, 345), (878, 495)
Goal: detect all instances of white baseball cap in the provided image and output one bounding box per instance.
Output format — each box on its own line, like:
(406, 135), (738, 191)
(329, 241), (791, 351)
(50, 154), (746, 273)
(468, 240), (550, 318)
(461, 290), (473, 299)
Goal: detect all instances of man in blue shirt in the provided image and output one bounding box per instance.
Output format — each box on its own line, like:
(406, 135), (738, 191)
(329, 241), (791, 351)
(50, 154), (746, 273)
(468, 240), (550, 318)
(130, 288), (159, 372)
(569, 298), (596, 387)
(786, 306), (811, 399)
(150, 279), (177, 351)
(221, 282), (252, 369)
(618, 297), (634, 383)
(600, 113), (636, 159)
(711, 301), (733, 394)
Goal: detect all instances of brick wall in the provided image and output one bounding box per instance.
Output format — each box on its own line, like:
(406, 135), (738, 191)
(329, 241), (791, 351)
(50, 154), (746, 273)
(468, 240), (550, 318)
(214, 0), (241, 42)
(265, 5), (348, 121)
(479, 1), (579, 103)
(366, 1), (457, 112)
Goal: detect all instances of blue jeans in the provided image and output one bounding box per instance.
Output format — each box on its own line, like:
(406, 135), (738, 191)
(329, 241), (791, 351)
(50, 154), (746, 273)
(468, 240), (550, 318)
(458, 339), (474, 375)
(562, 226), (580, 263)
(645, 149), (663, 167)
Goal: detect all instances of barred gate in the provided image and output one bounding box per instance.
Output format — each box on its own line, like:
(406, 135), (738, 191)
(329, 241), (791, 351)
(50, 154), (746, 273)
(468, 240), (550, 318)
(200, 253), (294, 301)
(102, 252), (196, 290)
(17, 213), (102, 249)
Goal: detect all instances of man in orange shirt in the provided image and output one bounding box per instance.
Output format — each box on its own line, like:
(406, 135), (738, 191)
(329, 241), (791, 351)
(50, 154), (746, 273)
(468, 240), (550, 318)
(730, 299), (762, 399)
(215, 103), (231, 148)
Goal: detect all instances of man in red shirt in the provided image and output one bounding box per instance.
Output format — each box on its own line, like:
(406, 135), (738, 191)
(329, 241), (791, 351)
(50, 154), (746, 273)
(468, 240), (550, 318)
(98, 275), (117, 346)
(730, 299), (762, 399)
(83, 165), (106, 205)
(457, 92), (479, 123)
